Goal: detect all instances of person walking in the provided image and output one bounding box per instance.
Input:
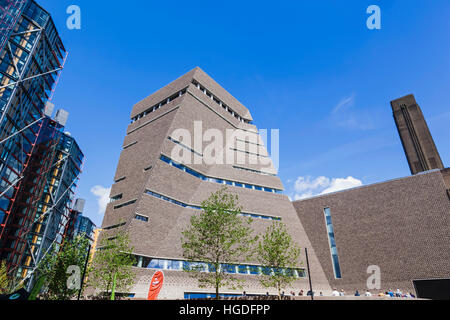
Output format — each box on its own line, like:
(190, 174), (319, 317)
(332, 288), (340, 296)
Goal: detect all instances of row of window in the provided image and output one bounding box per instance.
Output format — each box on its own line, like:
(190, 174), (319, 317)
(230, 147), (269, 158)
(232, 165), (275, 177)
(123, 141), (138, 150)
(191, 80), (251, 124)
(114, 176), (126, 183)
(130, 88), (187, 123)
(145, 189), (281, 221)
(160, 154), (283, 194)
(102, 222), (126, 230)
(133, 255), (305, 278)
(236, 138), (264, 146)
(184, 292), (242, 299)
(168, 136), (203, 157)
(168, 136), (274, 177)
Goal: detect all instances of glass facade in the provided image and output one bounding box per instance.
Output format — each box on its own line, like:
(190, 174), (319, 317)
(17, 133), (84, 280)
(1, 117), (63, 269)
(184, 292), (242, 299)
(73, 214), (95, 240)
(324, 207), (342, 279)
(0, 0), (68, 279)
(133, 254), (306, 278)
(0, 0), (28, 53)
(64, 211), (96, 243)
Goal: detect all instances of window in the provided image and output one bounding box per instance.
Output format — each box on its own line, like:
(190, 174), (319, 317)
(123, 141), (138, 149)
(261, 267), (272, 276)
(148, 259), (165, 269)
(237, 265), (248, 274)
(324, 207), (342, 279)
(167, 260), (182, 270)
(102, 222), (126, 230)
(113, 199), (136, 210)
(223, 264), (236, 274)
(110, 194), (122, 203)
(135, 214), (148, 222)
(296, 269), (306, 278)
(249, 265), (260, 275)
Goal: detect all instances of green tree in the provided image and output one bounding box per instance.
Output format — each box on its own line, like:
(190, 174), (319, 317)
(88, 229), (135, 300)
(181, 187), (257, 300)
(257, 221), (301, 300)
(0, 260), (12, 294)
(36, 235), (91, 300)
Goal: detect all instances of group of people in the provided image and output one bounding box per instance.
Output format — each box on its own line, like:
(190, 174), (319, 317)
(331, 288), (415, 298)
(239, 288), (416, 299)
(290, 290), (318, 297)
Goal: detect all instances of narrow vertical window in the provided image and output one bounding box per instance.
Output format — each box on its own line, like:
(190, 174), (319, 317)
(324, 207), (342, 279)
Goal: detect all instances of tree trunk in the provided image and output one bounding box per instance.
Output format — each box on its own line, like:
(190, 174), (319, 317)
(278, 283), (281, 300)
(110, 272), (117, 300)
(215, 266), (220, 300)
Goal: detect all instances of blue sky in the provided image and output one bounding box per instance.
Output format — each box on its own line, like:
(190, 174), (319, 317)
(38, 0), (450, 226)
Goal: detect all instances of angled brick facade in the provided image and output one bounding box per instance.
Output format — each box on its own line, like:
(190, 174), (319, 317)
(100, 67), (331, 299)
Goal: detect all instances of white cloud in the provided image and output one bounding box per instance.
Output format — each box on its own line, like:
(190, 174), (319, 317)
(293, 175), (362, 200)
(321, 176), (363, 194)
(294, 176), (330, 192)
(332, 93), (355, 114)
(90, 185), (111, 215)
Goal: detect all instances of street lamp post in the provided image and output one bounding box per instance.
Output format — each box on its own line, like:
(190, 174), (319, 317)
(305, 247), (314, 301)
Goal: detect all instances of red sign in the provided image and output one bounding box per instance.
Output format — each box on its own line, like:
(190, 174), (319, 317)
(147, 271), (164, 300)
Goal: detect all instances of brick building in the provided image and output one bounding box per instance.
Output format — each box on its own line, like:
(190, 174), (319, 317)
(100, 67), (331, 299)
(293, 94), (450, 294)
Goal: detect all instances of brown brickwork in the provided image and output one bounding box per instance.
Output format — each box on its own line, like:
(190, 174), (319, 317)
(99, 67), (331, 299)
(391, 94), (444, 175)
(292, 169), (450, 294)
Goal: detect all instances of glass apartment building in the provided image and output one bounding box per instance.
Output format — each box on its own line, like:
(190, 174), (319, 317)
(0, 1), (28, 53)
(0, 0), (66, 233)
(0, 1), (85, 287)
(65, 199), (96, 244)
(12, 131), (84, 283)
